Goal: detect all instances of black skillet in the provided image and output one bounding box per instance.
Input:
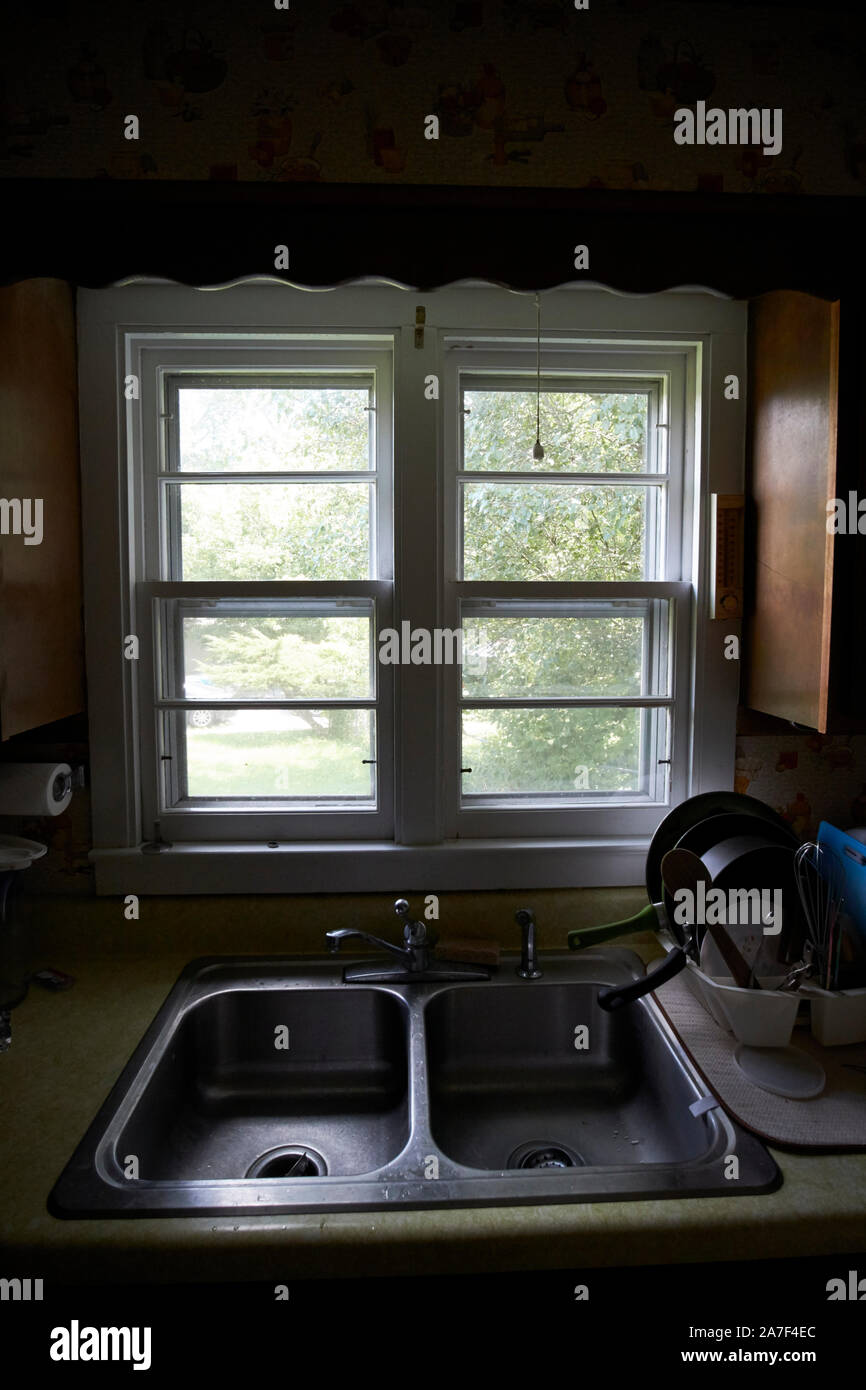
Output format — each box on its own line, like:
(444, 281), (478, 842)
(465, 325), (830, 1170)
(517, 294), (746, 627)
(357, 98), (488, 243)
(675, 810), (798, 871)
(567, 791), (799, 953)
(597, 826), (805, 1010)
(567, 792), (801, 1009)
(645, 792), (798, 907)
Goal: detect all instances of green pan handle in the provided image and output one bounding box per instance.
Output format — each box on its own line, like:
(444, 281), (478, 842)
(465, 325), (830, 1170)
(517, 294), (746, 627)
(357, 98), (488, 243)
(568, 902), (662, 951)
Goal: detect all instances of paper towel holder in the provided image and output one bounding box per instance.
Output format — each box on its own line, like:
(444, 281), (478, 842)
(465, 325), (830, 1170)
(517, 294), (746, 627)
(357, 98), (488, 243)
(52, 766), (86, 803)
(53, 771), (72, 803)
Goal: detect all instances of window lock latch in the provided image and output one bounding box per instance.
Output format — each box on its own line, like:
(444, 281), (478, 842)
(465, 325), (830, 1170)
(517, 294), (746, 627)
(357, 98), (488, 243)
(142, 820), (173, 855)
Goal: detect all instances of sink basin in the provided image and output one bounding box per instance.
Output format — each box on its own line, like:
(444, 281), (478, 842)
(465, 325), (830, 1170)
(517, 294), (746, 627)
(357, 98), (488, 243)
(427, 982), (710, 1171)
(49, 950), (780, 1216)
(119, 987), (409, 1181)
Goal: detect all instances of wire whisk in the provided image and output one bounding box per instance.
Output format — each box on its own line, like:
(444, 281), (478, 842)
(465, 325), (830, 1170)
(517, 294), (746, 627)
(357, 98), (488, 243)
(794, 842), (846, 991)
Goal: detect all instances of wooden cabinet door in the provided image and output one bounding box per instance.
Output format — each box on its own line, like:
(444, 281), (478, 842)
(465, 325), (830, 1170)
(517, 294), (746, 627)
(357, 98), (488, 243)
(0, 279), (84, 739)
(743, 291), (840, 732)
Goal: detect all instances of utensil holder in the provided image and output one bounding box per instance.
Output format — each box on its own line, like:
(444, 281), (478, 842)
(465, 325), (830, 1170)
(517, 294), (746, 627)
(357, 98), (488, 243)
(804, 984), (866, 1046)
(683, 960), (799, 1047)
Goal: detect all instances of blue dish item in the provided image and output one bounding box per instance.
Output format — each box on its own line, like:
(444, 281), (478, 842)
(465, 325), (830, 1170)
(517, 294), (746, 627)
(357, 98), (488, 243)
(817, 821), (866, 945)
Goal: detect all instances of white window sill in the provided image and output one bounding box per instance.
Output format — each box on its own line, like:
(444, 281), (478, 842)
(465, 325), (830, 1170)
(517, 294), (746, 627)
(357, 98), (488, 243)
(91, 839), (650, 895)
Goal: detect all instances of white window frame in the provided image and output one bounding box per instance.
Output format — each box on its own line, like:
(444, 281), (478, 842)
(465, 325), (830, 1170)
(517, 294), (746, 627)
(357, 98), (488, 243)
(134, 343), (395, 841)
(77, 282), (746, 894)
(442, 347), (691, 838)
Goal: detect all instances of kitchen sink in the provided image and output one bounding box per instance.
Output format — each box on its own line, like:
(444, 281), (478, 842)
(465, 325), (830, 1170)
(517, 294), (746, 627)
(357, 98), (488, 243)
(49, 949), (780, 1216)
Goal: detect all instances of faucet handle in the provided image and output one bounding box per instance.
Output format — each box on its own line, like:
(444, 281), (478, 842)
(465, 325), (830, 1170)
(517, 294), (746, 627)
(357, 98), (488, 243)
(394, 898), (436, 949)
(394, 899), (418, 939)
(516, 907), (541, 980)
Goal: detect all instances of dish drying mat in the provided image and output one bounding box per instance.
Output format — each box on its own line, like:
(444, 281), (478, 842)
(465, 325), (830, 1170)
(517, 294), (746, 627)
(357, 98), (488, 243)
(654, 973), (866, 1151)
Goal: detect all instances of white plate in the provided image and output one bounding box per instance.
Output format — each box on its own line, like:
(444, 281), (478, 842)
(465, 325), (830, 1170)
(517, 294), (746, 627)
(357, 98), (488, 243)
(0, 834), (48, 870)
(734, 1043), (825, 1099)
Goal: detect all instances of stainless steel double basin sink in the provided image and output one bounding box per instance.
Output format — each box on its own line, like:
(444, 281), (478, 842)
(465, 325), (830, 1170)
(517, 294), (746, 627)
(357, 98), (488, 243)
(49, 948), (780, 1216)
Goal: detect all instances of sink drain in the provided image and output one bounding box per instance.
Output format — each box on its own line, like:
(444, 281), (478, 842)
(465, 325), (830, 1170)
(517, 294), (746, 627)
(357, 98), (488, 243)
(508, 1141), (583, 1171)
(245, 1146), (327, 1179)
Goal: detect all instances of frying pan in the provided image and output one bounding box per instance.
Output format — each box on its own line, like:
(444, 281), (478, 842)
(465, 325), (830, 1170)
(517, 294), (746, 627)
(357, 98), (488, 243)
(646, 792), (797, 907)
(676, 811), (797, 861)
(595, 831), (803, 1010)
(567, 792), (801, 1008)
(568, 791), (799, 953)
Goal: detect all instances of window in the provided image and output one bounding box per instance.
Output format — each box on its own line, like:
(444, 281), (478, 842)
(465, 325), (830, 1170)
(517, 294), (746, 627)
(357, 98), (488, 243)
(78, 283), (745, 891)
(135, 349), (394, 841)
(442, 348), (693, 839)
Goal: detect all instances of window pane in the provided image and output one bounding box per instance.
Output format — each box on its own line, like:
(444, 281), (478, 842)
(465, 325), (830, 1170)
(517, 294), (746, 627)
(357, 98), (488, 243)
(461, 707), (667, 799)
(177, 613), (372, 701)
(177, 709), (375, 801)
(462, 482), (652, 581)
(462, 603), (670, 699)
(463, 389), (649, 473)
(169, 482), (371, 580)
(176, 385), (372, 472)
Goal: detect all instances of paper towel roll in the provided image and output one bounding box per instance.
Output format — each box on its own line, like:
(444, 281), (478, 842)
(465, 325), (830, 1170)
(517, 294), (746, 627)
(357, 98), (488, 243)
(0, 763), (73, 816)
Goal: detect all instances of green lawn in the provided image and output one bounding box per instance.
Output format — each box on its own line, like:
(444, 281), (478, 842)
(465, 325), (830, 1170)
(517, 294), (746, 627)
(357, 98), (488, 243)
(186, 729), (371, 798)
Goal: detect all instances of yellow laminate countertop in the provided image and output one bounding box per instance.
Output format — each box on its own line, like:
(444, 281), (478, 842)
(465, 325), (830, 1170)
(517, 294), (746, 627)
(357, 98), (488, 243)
(2, 912), (865, 1283)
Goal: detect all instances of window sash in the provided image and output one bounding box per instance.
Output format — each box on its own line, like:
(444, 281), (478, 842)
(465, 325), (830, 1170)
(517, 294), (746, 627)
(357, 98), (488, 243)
(442, 346), (692, 837)
(154, 594), (378, 810)
(136, 586), (395, 839)
(135, 346), (394, 585)
(459, 595), (673, 701)
(442, 581), (691, 835)
(134, 346), (395, 840)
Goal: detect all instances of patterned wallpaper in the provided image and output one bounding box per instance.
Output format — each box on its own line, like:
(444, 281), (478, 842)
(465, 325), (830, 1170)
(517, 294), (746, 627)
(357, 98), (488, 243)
(736, 735), (866, 844)
(2, 1), (865, 192)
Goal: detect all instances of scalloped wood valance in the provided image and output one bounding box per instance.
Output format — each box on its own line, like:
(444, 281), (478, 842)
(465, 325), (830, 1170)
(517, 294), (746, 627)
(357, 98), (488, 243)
(1, 180), (864, 300)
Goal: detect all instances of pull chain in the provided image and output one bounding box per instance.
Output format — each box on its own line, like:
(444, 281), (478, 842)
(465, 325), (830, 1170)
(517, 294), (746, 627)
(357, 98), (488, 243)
(533, 292), (544, 461)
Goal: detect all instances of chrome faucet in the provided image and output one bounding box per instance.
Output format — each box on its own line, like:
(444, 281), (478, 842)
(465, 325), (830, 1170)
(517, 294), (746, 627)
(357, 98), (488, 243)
(327, 900), (433, 974)
(326, 899), (491, 983)
(516, 908), (542, 979)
